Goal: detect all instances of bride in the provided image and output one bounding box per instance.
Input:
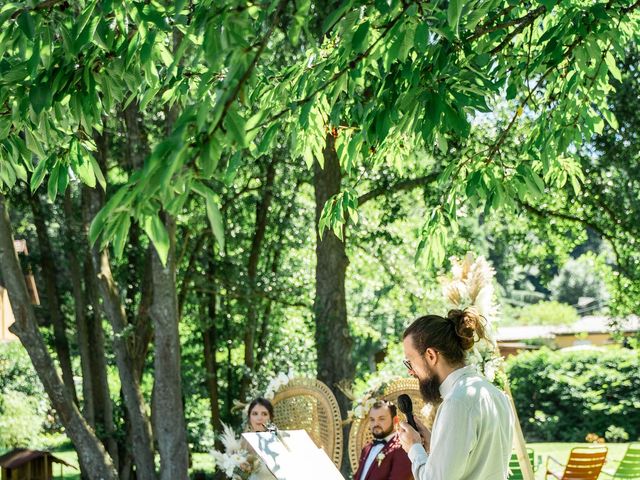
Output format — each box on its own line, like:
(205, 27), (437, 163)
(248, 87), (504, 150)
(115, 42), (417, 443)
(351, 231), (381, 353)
(242, 397), (276, 480)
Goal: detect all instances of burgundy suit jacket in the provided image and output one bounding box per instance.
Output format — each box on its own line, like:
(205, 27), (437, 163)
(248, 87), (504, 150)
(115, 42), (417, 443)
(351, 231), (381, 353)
(353, 434), (413, 480)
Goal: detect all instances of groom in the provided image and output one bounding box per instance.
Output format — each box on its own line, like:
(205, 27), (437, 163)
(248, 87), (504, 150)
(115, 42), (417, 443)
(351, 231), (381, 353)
(354, 401), (413, 480)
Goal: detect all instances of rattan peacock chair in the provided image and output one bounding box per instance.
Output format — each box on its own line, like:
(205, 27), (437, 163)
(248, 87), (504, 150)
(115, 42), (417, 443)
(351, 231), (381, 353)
(271, 377), (344, 469)
(347, 377), (435, 473)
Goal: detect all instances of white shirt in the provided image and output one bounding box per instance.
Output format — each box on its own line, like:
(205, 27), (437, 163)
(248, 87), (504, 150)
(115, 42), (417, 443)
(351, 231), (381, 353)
(408, 365), (514, 480)
(359, 432), (396, 480)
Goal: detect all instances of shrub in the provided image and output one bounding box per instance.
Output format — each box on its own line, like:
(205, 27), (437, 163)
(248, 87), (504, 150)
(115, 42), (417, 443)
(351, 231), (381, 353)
(605, 425), (630, 443)
(506, 347), (640, 442)
(514, 301), (579, 325)
(0, 390), (46, 449)
(0, 342), (48, 449)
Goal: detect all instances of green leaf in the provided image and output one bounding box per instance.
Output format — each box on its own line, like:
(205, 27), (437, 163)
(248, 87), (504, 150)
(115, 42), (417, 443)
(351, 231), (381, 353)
(604, 52), (622, 82)
(258, 123), (279, 154)
(200, 140), (221, 177)
(75, 16), (100, 53)
(139, 86), (160, 111)
(205, 193), (225, 250)
(29, 84), (49, 114)
(224, 109), (247, 147)
(447, 0), (465, 35)
(18, 11), (35, 40)
(90, 155), (107, 191)
(538, 0), (556, 10)
(25, 129), (45, 158)
(143, 215), (170, 265)
(47, 163), (60, 201)
(73, 153), (96, 188)
(601, 109), (618, 130)
(351, 21), (369, 52)
(112, 216), (131, 259)
(30, 156), (50, 192)
(322, 2), (351, 34)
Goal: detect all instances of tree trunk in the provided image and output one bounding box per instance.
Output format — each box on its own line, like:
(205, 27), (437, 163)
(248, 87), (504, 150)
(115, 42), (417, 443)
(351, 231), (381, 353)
(149, 214), (189, 480)
(29, 192), (78, 404)
(85, 201), (157, 479)
(63, 189), (95, 426)
(314, 135), (354, 476)
(86, 131), (156, 480)
(0, 195), (118, 480)
(84, 253), (119, 468)
(240, 160), (277, 400)
(256, 179), (302, 365)
(203, 255), (221, 431)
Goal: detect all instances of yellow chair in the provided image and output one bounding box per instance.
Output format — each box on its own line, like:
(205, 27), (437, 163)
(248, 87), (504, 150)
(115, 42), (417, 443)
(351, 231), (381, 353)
(545, 446), (607, 479)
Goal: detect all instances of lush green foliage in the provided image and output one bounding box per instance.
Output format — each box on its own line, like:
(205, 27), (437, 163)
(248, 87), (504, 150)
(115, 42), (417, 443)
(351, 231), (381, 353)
(507, 347), (640, 442)
(512, 301), (579, 326)
(0, 342), (48, 449)
(549, 254), (610, 309)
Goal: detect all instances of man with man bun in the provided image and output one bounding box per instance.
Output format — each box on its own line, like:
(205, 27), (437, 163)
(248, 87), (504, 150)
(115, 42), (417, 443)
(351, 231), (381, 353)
(397, 308), (514, 480)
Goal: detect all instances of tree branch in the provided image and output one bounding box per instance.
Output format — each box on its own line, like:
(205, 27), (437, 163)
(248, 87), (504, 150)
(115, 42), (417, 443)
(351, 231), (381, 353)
(358, 172), (440, 206)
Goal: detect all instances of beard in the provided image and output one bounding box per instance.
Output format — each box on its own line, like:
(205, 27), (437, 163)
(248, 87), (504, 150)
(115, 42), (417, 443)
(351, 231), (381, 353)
(372, 424), (394, 439)
(418, 366), (442, 404)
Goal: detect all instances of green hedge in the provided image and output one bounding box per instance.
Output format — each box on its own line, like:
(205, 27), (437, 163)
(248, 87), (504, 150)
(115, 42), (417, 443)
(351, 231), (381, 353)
(506, 347), (640, 442)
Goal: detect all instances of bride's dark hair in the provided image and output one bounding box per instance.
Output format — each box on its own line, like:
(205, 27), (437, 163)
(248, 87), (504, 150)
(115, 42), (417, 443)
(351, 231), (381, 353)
(247, 397), (274, 419)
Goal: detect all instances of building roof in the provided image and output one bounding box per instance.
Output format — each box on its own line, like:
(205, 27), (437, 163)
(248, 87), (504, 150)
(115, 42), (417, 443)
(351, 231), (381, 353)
(0, 449), (74, 470)
(497, 315), (640, 342)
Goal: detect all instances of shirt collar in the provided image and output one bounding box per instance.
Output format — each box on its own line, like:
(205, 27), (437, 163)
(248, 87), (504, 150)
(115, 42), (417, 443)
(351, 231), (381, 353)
(439, 365), (476, 399)
(371, 432), (396, 448)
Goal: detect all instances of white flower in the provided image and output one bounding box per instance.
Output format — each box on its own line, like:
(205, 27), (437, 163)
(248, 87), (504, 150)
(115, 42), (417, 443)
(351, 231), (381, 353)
(376, 452), (386, 466)
(263, 371), (295, 400)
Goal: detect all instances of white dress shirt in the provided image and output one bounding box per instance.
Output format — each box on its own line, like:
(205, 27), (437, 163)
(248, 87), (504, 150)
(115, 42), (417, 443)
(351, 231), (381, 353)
(359, 432), (396, 480)
(408, 365), (514, 480)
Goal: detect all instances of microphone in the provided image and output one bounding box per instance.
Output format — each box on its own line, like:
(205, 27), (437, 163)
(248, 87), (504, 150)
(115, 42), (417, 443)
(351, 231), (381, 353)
(397, 394), (419, 432)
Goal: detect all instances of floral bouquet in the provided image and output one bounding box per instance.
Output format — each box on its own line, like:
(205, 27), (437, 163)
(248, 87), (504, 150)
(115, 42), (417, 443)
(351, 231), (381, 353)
(211, 423), (258, 479)
(440, 252), (506, 387)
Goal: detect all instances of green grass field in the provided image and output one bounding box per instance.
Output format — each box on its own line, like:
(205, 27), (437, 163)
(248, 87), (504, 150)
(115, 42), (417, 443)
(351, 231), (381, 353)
(2, 442), (633, 479)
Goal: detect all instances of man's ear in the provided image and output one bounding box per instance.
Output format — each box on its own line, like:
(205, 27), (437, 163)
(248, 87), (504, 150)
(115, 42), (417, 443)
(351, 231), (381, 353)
(424, 347), (438, 365)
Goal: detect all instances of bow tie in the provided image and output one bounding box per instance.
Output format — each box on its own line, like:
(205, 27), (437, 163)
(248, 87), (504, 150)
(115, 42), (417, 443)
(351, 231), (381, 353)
(372, 439), (387, 446)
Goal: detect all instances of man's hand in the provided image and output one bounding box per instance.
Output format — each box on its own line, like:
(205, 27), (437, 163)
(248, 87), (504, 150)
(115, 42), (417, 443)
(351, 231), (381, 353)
(413, 418), (432, 451)
(398, 419), (432, 453)
(398, 421), (422, 453)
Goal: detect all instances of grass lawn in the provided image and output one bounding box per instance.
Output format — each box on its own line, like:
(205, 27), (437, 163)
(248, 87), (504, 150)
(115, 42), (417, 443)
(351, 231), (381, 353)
(46, 448), (215, 479)
(1, 442), (630, 479)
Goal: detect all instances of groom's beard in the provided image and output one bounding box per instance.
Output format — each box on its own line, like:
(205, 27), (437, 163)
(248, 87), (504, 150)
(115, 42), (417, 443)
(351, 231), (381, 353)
(419, 368), (442, 404)
(372, 424), (394, 439)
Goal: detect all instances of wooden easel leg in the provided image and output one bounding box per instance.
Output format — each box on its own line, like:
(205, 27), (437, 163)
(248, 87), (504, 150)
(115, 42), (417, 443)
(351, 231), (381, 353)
(504, 382), (535, 480)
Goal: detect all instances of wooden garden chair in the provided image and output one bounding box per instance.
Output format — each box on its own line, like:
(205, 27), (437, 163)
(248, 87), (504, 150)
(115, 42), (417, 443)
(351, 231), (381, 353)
(600, 443), (640, 479)
(508, 448), (536, 479)
(545, 446), (608, 479)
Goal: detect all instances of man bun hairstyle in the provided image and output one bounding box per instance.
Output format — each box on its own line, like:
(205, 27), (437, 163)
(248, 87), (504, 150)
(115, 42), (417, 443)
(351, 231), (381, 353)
(403, 307), (487, 365)
(447, 308), (486, 352)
